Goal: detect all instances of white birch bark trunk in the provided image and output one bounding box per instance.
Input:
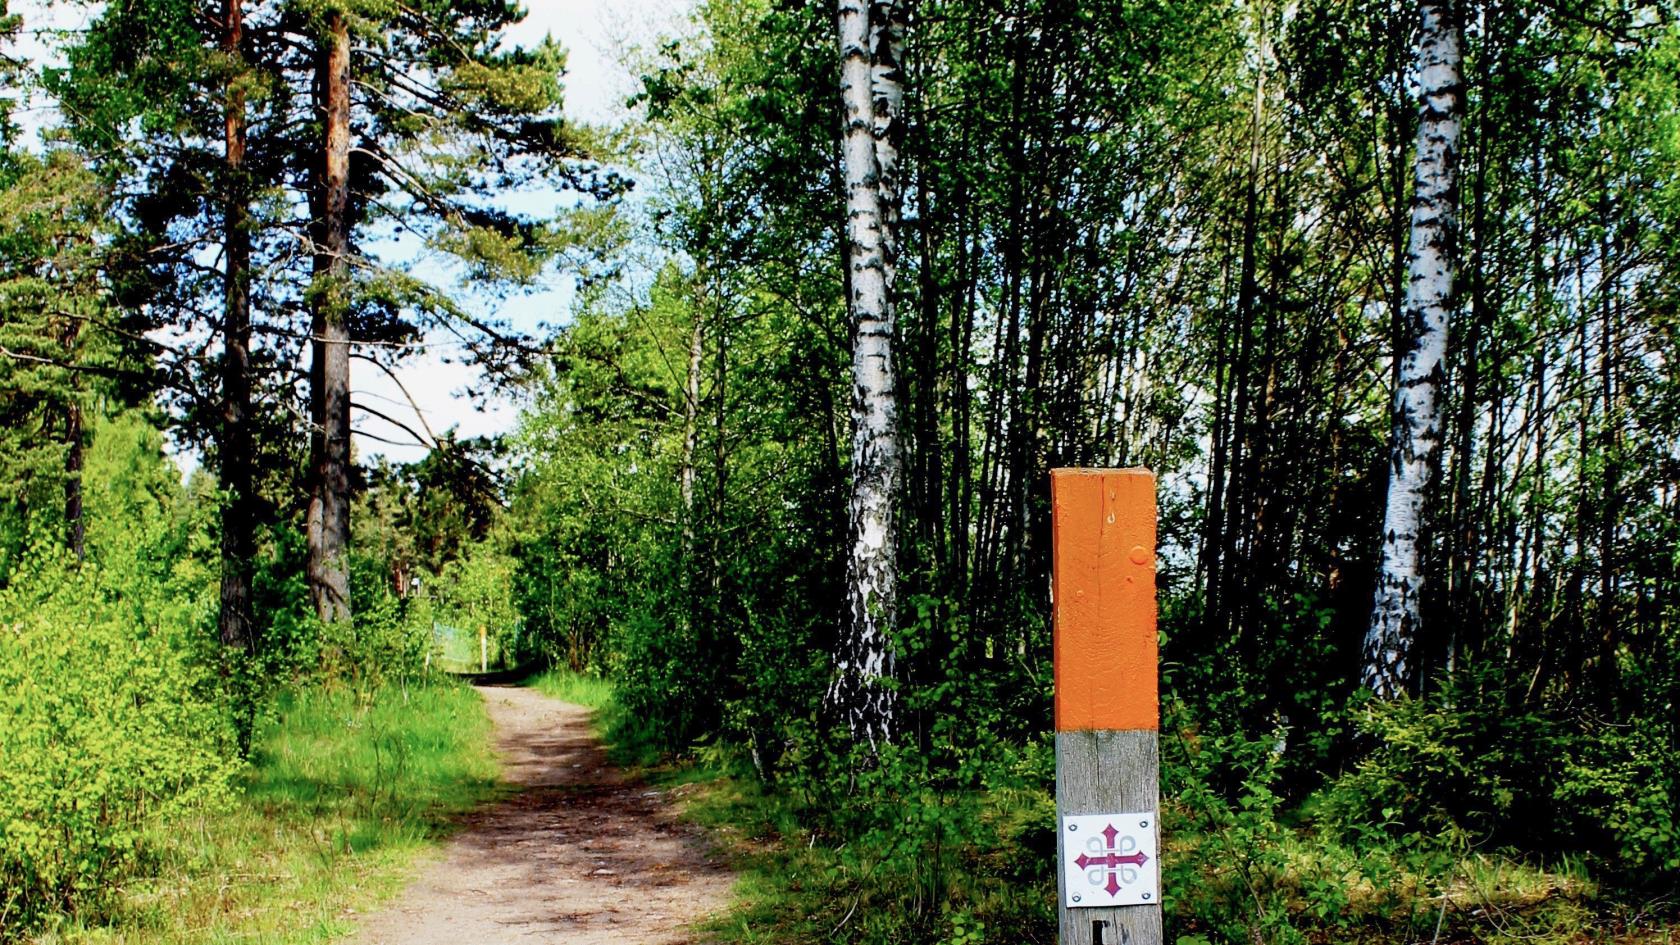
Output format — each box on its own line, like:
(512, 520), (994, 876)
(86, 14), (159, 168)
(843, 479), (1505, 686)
(1364, 0), (1463, 698)
(826, 0), (905, 750)
(868, 0), (905, 276)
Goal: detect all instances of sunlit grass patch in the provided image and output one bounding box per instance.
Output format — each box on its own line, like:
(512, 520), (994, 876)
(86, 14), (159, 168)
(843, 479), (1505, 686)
(673, 765), (1677, 945)
(528, 668), (667, 767)
(33, 681), (497, 945)
(529, 667), (616, 711)
(1162, 817), (1648, 945)
(680, 774), (846, 945)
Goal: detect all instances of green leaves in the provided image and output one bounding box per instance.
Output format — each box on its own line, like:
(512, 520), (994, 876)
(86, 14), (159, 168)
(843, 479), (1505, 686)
(0, 417), (232, 935)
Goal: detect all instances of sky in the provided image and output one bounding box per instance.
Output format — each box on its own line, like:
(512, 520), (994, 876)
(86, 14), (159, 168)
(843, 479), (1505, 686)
(11, 0), (693, 468)
(353, 0), (692, 464)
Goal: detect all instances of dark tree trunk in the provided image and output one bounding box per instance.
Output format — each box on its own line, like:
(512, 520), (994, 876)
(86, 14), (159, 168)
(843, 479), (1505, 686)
(307, 8), (353, 625)
(1595, 210), (1619, 705)
(64, 399), (84, 560)
(220, 0), (257, 654)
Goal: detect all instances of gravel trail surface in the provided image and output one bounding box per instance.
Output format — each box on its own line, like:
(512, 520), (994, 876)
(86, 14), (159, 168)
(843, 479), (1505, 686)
(346, 685), (732, 945)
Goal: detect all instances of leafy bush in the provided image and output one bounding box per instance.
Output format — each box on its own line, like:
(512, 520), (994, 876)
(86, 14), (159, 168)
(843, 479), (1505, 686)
(0, 555), (235, 935)
(1314, 690), (1555, 844)
(252, 524), (326, 681)
(1315, 678), (1679, 882)
(425, 541), (524, 665)
(1553, 716), (1680, 877)
(0, 415), (236, 937)
(1161, 694), (1335, 944)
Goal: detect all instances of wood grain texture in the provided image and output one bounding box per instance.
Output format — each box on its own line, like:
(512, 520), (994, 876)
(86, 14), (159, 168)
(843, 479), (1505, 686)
(1056, 729), (1162, 945)
(1051, 469), (1157, 732)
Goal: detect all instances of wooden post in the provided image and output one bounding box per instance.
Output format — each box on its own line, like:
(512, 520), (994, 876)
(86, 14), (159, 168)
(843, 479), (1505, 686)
(1052, 468), (1162, 945)
(479, 625), (488, 674)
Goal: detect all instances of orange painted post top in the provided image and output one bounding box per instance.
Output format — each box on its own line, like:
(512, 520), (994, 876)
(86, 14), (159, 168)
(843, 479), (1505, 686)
(1052, 468), (1158, 732)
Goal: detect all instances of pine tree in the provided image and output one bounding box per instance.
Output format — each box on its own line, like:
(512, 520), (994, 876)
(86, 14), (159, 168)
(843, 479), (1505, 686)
(304, 5), (353, 623)
(285, 0), (621, 623)
(0, 151), (118, 565)
(220, 0), (258, 653)
(57, 0), (620, 627)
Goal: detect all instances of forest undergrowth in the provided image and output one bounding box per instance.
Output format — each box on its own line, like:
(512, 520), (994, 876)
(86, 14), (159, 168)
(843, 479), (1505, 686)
(0, 415), (501, 943)
(541, 664), (1679, 945)
(27, 684), (498, 945)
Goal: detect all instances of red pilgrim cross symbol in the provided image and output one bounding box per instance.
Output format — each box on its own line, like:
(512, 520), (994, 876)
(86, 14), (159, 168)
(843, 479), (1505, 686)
(1077, 822), (1149, 897)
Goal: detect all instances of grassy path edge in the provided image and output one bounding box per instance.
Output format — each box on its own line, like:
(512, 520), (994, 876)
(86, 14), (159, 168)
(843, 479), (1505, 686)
(38, 681), (500, 945)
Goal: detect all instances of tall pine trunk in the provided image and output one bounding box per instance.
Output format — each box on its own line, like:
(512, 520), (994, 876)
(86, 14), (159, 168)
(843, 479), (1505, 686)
(307, 8), (352, 625)
(220, 0), (257, 654)
(1364, 0), (1463, 698)
(826, 0), (905, 750)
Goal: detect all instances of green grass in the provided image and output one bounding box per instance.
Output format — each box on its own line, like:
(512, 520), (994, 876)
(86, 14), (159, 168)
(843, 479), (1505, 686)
(34, 681), (499, 945)
(513, 673), (1680, 945)
(527, 667), (667, 767)
(674, 775), (1680, 945)
(680, 774), (862, 945)
(677, 761), (1059, 945)
(528, 667), (616, 710)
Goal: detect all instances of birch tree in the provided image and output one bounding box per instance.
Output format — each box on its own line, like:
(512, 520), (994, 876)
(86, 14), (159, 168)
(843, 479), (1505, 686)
(826, 0), (906, 749)
(1364, 0), (1464, 698)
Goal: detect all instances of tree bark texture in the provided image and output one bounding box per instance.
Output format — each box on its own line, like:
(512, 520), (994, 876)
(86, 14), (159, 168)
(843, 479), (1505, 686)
(220, 0), (257, 652)
(1364, 0), (1462, 698)
(307, 9), (353, 625)
(826, 0), (905, 751)
(680, 306), (703, 548)
(63, 399), (83, 560)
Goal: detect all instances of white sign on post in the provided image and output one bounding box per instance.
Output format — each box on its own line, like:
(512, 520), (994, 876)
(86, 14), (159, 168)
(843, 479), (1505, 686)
(1061, 812), (1159, 909)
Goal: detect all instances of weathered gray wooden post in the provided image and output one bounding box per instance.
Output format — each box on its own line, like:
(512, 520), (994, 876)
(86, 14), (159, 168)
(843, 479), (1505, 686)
(1052, 468), (1162, 945)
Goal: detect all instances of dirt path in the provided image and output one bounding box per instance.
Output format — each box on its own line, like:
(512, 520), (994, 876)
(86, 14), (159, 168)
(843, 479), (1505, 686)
(346, 685), (733, 945)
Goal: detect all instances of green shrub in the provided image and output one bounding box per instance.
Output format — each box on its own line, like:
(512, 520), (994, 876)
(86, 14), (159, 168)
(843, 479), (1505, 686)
(424, 542), (524, 666)
(0, 415), (237, 937)
(1315, 691), (1547, 843)
(1315, 676), (1679, 884)
(316, 552), (430, 688)
(1554, 716), (1680, 877)
(612, 601), (718, 751)
(1161, 695), (1321, 943)
(0, 555), (235, 935)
